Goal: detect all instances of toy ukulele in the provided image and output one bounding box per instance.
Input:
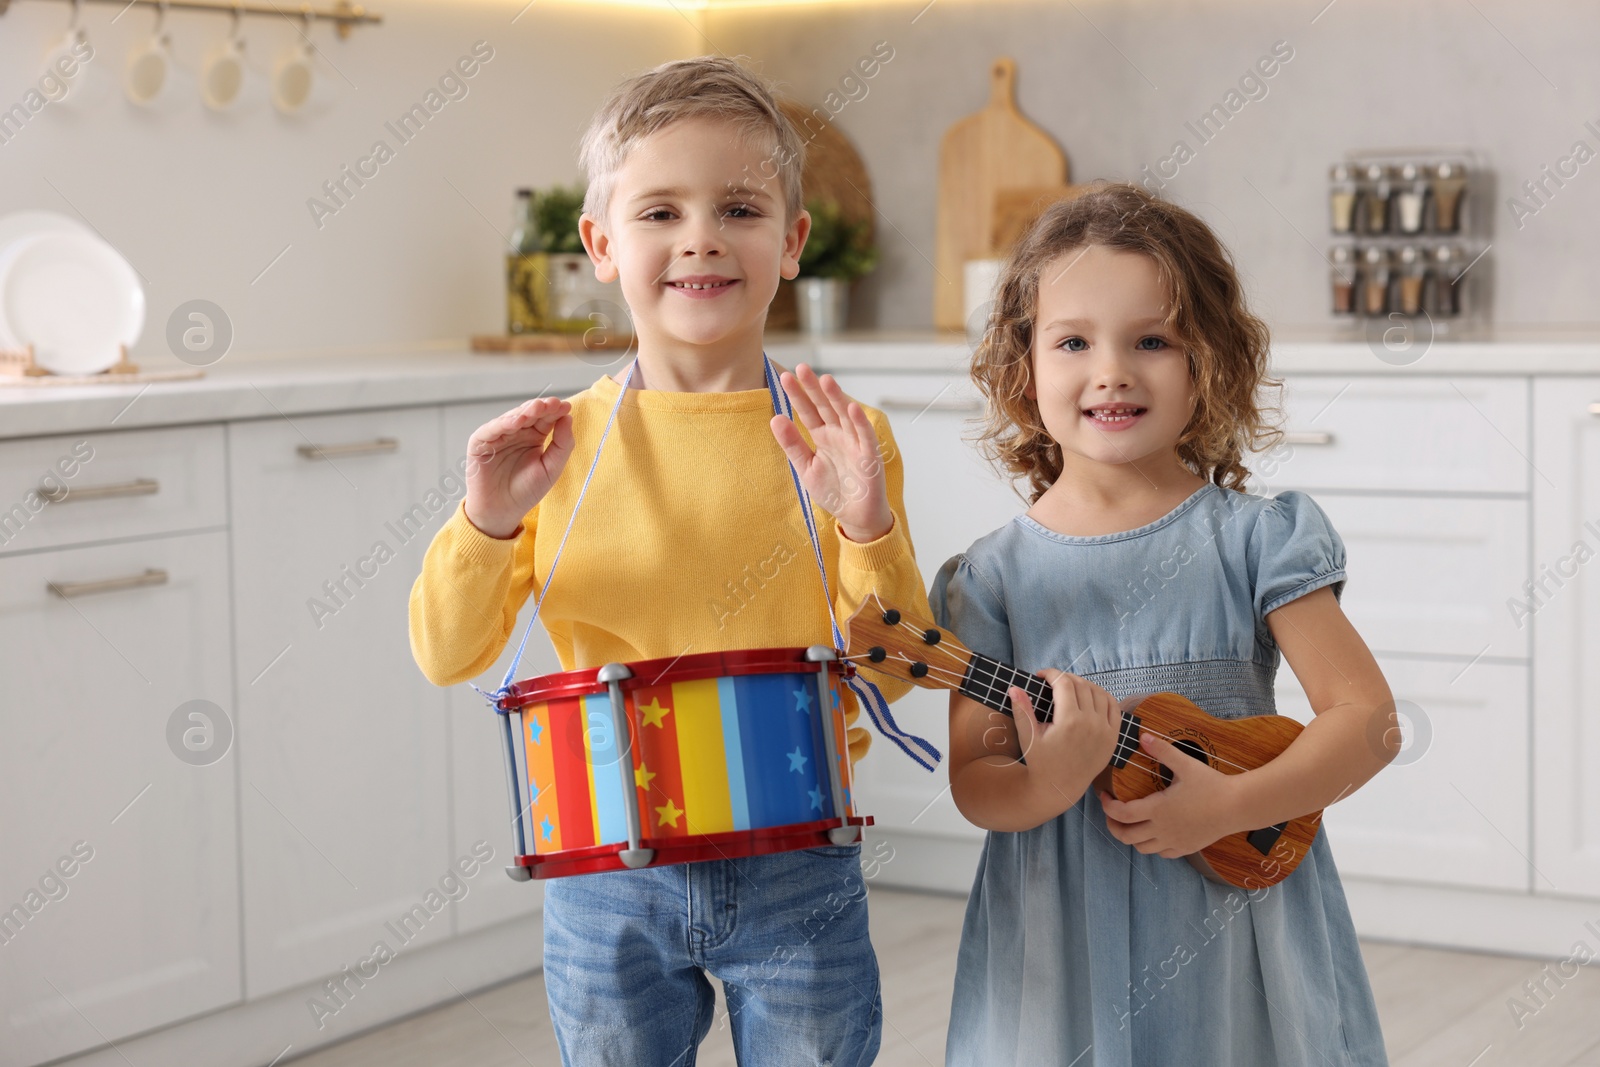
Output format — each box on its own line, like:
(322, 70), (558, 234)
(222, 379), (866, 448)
(843, 598), (1323, 888)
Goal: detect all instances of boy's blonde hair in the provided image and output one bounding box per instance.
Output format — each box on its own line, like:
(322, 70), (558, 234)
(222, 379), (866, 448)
(972, 181), (1281, 503)
(578, 56), (807, 225)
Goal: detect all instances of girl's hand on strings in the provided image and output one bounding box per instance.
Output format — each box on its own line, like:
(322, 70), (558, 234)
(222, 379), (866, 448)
(463, 397), (574, 540)
(769, 363), (894, 543)
(1004, 669), (1121, 807)
(1098, 735), (1242, 859)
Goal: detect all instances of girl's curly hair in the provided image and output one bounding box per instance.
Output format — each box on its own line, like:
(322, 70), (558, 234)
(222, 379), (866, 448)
(971, 181), (1281, 504)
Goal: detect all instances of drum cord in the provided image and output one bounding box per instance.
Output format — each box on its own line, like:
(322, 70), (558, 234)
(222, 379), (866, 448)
(761, 356), (940, 773)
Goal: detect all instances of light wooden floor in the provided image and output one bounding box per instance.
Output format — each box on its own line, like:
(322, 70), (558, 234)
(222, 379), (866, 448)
(286, 888), (1600, 1067)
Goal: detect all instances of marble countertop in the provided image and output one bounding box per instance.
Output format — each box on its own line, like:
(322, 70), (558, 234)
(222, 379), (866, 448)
(1, 327), (1596, 441)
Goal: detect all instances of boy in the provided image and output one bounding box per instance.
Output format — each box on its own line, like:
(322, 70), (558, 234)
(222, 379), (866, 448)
(408, 56), (932, 1066)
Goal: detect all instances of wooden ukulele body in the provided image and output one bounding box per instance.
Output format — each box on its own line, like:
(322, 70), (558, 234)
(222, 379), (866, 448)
(1093, 691), (1320, 889)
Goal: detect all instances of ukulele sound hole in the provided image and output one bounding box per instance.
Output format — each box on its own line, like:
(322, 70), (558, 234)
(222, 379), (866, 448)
(1158, 738), (1210, 788)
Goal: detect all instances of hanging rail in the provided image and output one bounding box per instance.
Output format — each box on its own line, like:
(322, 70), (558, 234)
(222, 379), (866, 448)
(0, 0), (382, 39)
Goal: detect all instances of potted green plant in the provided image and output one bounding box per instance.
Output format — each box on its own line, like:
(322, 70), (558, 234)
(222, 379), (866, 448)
(795, 198), (878, 335)
(509, 183), (629, 335)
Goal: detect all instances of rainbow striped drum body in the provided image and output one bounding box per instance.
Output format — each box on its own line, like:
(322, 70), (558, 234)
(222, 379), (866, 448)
(496, 645), (872, 879)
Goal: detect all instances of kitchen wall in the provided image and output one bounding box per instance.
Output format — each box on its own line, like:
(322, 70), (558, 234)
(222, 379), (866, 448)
(708, 0), (1600, 331)
(0, 0), (695, 362)
(3, 0), (1596, 364)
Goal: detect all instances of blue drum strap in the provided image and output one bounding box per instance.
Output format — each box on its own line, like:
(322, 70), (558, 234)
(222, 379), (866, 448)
(471, 356), (638, 712)
(761, 354), (940, 772)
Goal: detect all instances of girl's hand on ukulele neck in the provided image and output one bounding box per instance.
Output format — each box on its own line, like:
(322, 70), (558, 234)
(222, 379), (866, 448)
(1005, 669), (1121, 811)
(769, 363), (894, 544)
(463, 397), (574, 540)
(1098, 734), (1244, 860)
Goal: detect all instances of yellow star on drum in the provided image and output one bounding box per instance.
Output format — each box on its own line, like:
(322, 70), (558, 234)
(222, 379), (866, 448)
(655, 798), (683, 829)
(639, 698), (671, 728)
(635, 762), (657, 790)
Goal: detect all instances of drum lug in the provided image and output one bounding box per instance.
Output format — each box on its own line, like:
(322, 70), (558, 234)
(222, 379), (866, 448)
(598, 662), (634, 684)
(828, 825), (860, 846)
(505, 865), (533, 882)
(619, 848), (656, 869)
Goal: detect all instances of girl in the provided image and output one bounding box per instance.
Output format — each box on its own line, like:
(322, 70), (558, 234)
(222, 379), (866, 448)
(930, 182), (1395, 1066)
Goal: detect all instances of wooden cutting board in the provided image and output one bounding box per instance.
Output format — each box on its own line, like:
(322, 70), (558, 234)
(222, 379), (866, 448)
(935, 58), (1068, 330)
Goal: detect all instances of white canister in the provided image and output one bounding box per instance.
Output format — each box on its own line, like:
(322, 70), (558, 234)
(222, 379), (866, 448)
(963, 259), (1002, 342)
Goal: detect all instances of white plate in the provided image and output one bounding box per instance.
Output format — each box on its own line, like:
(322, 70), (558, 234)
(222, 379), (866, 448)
(0, 231), (145, 375)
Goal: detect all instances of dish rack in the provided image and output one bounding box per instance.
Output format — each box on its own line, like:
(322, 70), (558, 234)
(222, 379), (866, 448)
(0, 344), (205, 386)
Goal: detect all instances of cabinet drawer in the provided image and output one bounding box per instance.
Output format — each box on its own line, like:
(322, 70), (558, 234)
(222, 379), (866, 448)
(0, 425), (226, 554)
(1276, 657), (1528, 892)
(1250, 377), (1529, 494)
(1313, 494), (1529, 660)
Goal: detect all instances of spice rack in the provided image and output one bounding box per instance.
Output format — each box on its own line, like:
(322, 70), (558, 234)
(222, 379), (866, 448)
(1326, 147), (1493, 335)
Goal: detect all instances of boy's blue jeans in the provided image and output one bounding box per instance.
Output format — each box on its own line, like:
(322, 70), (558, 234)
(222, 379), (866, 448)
(542, 843), (882, 1067)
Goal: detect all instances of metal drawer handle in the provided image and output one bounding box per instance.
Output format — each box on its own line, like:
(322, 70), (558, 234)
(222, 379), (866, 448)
(875, 396), (985, 415)
(1283, 431), (1335, 446)
(48, 568), (169, 599)
(40, 478), (159, 504)
(1588, 402), (1600, 416)
(297, 437), (399, 460)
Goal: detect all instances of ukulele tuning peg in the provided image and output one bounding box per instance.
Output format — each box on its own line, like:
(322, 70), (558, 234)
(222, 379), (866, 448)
(922, 629), (941, 645)
(868, 646), (887, 663)
(882, 609), (901, 625)
(909, 662), (928, 678)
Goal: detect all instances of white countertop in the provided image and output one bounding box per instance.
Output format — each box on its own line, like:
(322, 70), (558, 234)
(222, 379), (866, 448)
(1, 327), (1596, 441)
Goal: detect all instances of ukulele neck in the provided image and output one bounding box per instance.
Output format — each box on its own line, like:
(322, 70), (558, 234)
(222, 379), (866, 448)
(958, 652), (1143, 771)
(961, 653), (1056, 722)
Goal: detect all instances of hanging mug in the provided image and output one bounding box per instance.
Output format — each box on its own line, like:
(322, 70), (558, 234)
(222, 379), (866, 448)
(124, 0), (171, 107)
(270, 13), (315, 114)
(200, 3), (247, 111)
(40, 0), (92, 105)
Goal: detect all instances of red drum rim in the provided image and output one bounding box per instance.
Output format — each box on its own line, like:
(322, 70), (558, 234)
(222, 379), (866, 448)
(504, 646), (856, 707)
(513, 816), (874, 880)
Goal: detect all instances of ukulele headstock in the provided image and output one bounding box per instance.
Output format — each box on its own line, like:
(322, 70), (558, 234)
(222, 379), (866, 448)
(842, 596), (973, 693)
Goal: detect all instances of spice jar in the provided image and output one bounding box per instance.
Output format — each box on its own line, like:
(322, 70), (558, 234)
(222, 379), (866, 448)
(1431, 161), (1468, 233)
(1329, 245), (1358, 314)
(1428, 244), (1467, 317)
(1329, 164), (1361, 234)
(1360, 246), (1392, 315)
(1396, 245), (1427, 316)
(1361, 164), (1393, 235)
(1395, 163), (1429, 235)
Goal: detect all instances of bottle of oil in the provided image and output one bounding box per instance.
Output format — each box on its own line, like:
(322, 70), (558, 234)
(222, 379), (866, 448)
(506, 189), (548, 334)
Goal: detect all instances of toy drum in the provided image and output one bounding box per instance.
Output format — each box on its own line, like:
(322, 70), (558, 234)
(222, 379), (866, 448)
(494, 645), (873, 880)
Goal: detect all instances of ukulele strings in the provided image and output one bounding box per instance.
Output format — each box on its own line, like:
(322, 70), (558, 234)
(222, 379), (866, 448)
(846, 602), (1257, 777)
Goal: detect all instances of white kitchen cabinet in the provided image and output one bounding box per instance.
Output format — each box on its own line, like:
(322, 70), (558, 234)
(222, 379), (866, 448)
(829, 372), (1021, 839)
(1532, 378), (1600, 898)
(1249, 376), (1530, 495)
(0, 425), (227, 555)
(229, 407), (455, 998)
(440, 400), (557, 935)
(0, 531), (238, 1067)
(1311, 493), (1529, 661)
(1276, 656), (1530, 892)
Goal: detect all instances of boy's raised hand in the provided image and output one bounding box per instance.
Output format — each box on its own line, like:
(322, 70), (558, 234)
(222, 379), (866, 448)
(769, 363), (893, 543)
(463, 397), (574, 540)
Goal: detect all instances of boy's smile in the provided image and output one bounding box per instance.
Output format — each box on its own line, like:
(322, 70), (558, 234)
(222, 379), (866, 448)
(579, 115), (809, 362)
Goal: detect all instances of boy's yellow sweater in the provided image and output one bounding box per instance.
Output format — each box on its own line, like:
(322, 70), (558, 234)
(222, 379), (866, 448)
(408, 372), (927, 765)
